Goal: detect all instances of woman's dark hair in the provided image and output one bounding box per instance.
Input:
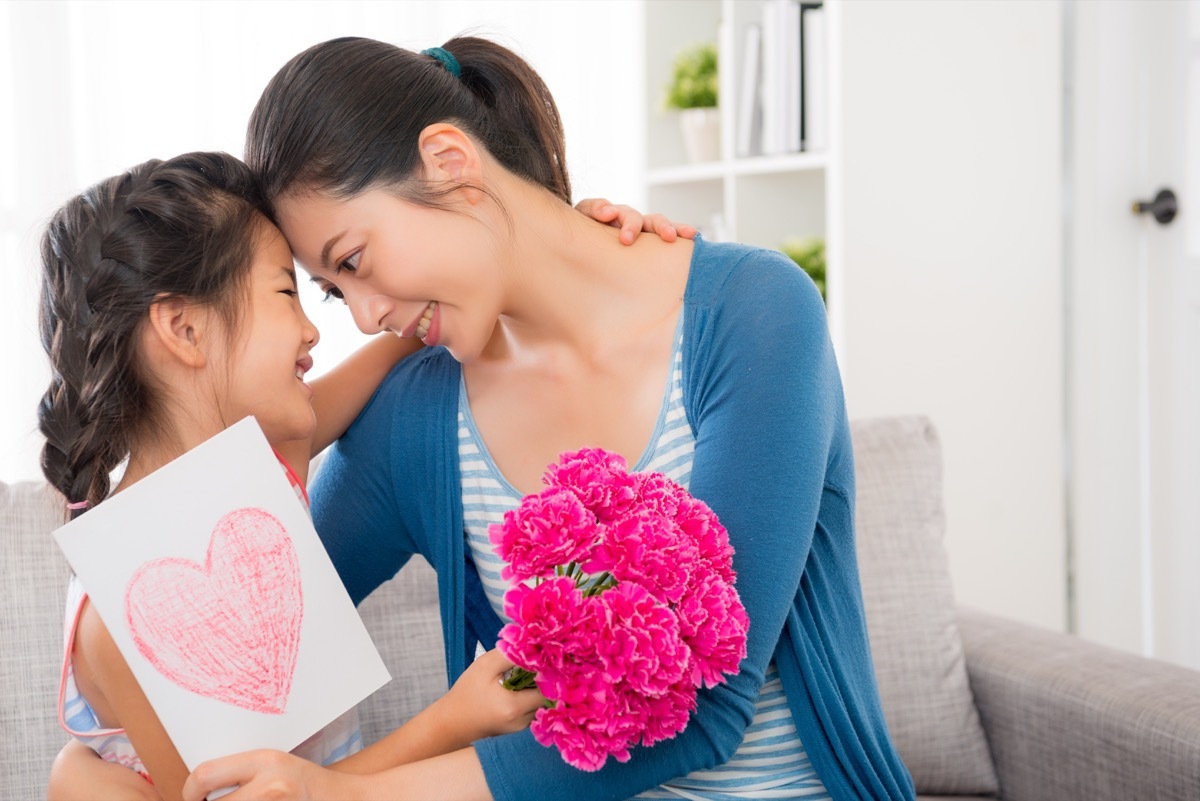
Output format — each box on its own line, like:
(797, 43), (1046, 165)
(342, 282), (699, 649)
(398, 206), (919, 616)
(245, 36), (571, 211)
(38, 151), (266, 517)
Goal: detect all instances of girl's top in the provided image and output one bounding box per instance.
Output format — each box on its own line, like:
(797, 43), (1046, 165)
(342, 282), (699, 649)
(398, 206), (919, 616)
(310, 237), (916, 801)
(460, 324), (831, 800)
(57, 455), (363, 781)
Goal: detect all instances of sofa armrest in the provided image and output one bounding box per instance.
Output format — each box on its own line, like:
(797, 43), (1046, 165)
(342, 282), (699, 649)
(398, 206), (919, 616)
(957, 607), (1200, 801)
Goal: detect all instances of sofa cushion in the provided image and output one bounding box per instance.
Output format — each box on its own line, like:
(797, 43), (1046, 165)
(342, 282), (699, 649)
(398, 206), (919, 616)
(851, 417), (999, 796)
(355, 556), (447, 746)
(0, 480), (70, 801)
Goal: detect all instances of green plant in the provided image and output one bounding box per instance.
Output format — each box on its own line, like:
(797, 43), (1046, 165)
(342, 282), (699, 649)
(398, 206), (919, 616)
(665, 42), (718, 110)
(781, 237), (826, 301)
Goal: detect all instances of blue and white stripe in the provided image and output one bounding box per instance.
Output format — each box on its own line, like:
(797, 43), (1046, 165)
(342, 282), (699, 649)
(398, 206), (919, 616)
(460, 325), (830, 799)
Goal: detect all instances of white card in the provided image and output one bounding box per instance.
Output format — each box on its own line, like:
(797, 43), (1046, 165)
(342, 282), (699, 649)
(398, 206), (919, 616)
(54, 416), (390, 770)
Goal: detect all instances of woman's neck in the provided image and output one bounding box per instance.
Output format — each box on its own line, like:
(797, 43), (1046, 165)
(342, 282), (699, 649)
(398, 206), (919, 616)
(484, 174), (692, 363)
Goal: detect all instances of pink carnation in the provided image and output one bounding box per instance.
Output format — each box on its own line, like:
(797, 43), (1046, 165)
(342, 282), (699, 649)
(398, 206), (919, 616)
(543, 447), (640, 522)
(675, 495), (736, 584)
(588, 511), (699, 604)
(675, 569), (750, 688)
(489, 487), (599, 582)
(498, 448), (749, 772)
(594, 582), (689, 694)
(499, 577), (596, 681)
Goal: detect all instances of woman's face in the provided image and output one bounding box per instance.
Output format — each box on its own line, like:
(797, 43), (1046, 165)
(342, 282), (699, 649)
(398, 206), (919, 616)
(273, 188), (504, 363)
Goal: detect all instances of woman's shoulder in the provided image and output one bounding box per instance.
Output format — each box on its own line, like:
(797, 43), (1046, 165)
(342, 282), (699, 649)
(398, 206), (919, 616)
(688, 237), (820, 309)
(687, 237), (825, 328)
(363, 346), (458, 410)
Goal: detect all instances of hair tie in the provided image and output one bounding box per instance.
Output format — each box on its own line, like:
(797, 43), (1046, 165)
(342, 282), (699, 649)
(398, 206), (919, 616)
(421, 46), (461, 79)
(67, 500), (90, 510)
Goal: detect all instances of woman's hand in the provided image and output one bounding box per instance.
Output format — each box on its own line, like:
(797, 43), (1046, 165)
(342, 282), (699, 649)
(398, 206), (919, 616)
(575, 197), (698, 245)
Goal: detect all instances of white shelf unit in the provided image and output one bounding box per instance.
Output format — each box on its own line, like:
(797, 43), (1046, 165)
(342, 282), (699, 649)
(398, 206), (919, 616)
(643, 0), (843, 355)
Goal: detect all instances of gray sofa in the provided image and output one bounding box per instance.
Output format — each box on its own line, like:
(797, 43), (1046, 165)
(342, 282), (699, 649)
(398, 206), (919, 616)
(3, 417), (1199, 800)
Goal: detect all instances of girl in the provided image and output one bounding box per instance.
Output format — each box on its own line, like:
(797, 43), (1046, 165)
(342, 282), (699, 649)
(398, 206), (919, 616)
(39, 151), (675, 800)
(184, 36), (916, 801)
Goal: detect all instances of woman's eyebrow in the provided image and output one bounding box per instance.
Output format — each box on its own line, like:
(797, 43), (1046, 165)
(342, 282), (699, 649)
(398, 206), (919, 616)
(320, 230), (349, 271)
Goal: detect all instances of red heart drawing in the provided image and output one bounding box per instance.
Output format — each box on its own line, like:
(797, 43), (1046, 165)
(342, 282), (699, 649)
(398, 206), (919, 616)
(125, 507), (303, 715)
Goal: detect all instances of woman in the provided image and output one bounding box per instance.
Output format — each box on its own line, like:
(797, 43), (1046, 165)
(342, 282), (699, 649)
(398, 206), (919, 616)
(182, 35), (913, 801)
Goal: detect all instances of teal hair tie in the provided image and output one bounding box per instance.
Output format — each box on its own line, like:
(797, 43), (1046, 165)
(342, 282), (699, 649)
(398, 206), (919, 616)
(421, 46), (461, 79)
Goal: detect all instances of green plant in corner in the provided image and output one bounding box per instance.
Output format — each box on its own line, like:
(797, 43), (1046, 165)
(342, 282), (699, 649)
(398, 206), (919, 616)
(781, 237), (826, 302)
(665, 42), (718, 110)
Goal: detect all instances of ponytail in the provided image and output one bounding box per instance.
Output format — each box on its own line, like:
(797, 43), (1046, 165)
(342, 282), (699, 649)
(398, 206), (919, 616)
(246, 35), (571, 210)
(38, 152), (264, 518)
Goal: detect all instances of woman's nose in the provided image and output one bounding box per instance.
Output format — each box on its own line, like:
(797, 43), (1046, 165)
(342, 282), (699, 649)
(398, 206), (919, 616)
(347, 292), (391, 336)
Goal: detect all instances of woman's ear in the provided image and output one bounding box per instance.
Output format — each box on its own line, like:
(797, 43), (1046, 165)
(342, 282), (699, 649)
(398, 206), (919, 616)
(417, 123), (485, 202)
(146, 295), (210, 369)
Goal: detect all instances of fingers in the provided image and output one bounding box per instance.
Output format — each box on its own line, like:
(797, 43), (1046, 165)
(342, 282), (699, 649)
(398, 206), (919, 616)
(574, 197), (619, 224)
(183, 751), (283, 801)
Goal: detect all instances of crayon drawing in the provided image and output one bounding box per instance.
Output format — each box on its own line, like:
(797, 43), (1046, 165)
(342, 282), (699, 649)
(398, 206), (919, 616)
(54, 417), (390, 768)
(125, 507), (303, 715)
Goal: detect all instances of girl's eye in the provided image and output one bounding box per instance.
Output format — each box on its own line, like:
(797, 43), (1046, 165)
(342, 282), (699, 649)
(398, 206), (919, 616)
(336, 250), (361, 274)
(280, 289), (298, 298)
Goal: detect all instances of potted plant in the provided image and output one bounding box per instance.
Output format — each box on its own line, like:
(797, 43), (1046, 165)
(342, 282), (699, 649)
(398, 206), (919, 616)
(781, 236), (826, 302)
(666, 42), (719, 163)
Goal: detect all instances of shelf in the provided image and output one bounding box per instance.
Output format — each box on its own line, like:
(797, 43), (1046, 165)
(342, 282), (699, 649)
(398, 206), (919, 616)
(646, 151), (828, 187)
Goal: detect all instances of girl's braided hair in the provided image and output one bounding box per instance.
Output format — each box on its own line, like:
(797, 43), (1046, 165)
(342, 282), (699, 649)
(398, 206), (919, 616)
(38, 151), (265, 518)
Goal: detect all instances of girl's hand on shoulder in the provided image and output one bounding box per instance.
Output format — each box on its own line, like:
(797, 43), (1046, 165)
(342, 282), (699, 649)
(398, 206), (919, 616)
(576, 197), (698, 245)
(443, 648), (546, 740)
(183, 749), (353, 801)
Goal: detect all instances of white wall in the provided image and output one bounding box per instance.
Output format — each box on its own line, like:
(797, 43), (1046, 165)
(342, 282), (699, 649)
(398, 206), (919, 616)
(0, 0), (644, 483)
(838, 1), (1067, 630)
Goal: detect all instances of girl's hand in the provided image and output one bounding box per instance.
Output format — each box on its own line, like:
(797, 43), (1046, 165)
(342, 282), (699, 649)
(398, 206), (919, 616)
(575, 197), (698, 245)
(183, 749), (351, 801)
(441, 648), (546, 740)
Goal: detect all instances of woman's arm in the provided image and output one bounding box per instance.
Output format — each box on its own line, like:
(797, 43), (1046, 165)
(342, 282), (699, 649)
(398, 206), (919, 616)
(48, 739), (163, 801)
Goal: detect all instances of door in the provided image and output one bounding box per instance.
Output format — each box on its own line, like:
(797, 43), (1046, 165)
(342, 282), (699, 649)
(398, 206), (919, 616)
(1070, 0), (1200, 669)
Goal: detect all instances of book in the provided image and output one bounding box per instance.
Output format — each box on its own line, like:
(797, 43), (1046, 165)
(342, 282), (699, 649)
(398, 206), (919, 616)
(736, 22), (763, 157)
(802, 4), (828, 152)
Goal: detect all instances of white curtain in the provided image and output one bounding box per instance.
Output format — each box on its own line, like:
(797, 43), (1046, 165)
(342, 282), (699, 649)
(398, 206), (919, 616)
(0, 0), (645, 482)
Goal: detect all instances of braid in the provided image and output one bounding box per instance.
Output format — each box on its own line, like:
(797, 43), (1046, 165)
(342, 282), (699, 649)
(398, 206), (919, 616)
(37, 153), (264, 519)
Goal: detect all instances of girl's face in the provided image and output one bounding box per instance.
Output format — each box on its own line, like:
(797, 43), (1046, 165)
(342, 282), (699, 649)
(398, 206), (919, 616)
(215, 224), (320, 445)
(273, 188), (503, 364)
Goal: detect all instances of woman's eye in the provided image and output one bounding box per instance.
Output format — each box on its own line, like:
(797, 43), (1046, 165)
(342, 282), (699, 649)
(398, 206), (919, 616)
(336, 250), (361, 274)
(321, 286), (345, 303)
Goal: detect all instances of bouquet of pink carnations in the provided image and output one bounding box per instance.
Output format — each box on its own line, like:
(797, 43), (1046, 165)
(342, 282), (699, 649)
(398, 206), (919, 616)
(489, 447), (749, 771)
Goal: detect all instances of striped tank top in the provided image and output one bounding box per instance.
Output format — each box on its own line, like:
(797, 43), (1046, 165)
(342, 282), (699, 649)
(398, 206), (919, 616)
(58, 455), (363, 782)
(460, 323), (831, 800)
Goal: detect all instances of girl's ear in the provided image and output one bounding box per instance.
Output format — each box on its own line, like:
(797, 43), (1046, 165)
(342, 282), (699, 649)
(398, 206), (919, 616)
(417, 123), (485, 202)
(146, 296), (211, 369)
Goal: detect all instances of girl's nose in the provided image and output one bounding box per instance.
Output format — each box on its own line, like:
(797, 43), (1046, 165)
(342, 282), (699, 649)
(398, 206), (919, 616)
(301, 309), (320, 348)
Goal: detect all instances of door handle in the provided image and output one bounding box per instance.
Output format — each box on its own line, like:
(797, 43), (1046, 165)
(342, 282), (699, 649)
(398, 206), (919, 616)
(1132, 188), (1177, 225)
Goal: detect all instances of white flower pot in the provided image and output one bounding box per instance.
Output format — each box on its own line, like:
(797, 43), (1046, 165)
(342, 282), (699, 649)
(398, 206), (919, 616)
(679, 107), (721, 164)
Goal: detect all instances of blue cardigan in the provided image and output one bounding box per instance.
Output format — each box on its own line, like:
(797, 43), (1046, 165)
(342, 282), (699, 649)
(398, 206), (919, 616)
(310, 238), (915, 801)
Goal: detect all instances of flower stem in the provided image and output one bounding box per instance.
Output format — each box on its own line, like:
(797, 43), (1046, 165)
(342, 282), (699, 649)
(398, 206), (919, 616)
(501, 666), (541, 693)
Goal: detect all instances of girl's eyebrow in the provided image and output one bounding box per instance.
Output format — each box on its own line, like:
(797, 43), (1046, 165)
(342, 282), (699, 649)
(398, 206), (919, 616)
(320, 230), (349, 271)
(281, 266), (298, 288)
